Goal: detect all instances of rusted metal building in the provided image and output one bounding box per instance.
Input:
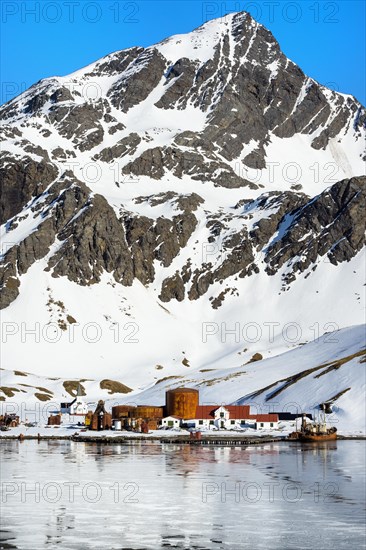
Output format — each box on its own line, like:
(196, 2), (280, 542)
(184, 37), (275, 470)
(136, 406), (164, 419)
(47, 414), (61, 426)
(112, 404), (164, 431)
(89, 400), (112, 430)
(112, 405), (136, 419)
(110, 388), (198, 432)
(166, 388), (199, 420)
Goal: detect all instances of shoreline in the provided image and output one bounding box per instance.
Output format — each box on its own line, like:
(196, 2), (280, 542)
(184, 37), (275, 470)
(0, 433), (365, 443)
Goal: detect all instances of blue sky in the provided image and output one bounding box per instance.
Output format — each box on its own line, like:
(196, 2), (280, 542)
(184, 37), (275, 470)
(1, 0), (365, 105)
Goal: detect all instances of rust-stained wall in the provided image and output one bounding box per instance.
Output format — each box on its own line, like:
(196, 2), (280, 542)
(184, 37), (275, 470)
(146, 419), (158, 430)
(112, 405), (136, 419)
(47, 414), (61, 426)
(89, 412), (112, 430)
(166, 388), (199, 419)
(136, 406), (164, 419)
(112, 405), (164, 420)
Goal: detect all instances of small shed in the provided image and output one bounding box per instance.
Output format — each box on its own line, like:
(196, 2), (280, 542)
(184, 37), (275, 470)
(161, 415), (182, 428)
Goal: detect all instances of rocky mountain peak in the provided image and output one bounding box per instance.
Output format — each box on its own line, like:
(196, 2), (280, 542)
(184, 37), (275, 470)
(0, 13), (364, 384)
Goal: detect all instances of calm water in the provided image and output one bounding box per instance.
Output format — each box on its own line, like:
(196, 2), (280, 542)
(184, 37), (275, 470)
(0, 440), (365, 549)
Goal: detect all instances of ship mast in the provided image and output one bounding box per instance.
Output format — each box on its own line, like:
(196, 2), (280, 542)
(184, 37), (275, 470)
(321, 403), (327, 433)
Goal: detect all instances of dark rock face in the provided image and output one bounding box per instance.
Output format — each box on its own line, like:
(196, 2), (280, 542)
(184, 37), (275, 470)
(48, 193), (134, 285)
(0, 155), (58, 224)
(265, 176), (366, 276)
(134, 191), (204, 212)
(186, 226), (256, 301)
(0, 174), (92, 306)
(157, 176), (366, 303)
(0, 170), (200, 306)
(122, 145), (256, 188)
(159, 272), (185, 302)
(123, 209), (198, 284)
(248, 191), (309, 250)
(2, 169), (363, 309)
(155, 57), (200, 110)
(49, 87), (74, 104)
(24, 90), (50, 114)
(108, 49), (167, 112)
(47, 101), (105, 151)
(94, 133), (141, 162)
(84, 48), (144, 78)
(0, 275), (20, 309)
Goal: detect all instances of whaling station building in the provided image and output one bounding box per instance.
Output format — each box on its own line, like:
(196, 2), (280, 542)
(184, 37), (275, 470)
(53, 387), (280, 431)
(111, 388), (279, 431)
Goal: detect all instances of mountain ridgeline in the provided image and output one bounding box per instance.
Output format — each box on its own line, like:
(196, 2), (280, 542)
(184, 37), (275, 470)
(0, 11), (365, 311)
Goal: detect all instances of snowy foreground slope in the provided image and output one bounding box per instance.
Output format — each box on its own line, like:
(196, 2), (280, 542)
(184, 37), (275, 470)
(0, 11), (365, 422)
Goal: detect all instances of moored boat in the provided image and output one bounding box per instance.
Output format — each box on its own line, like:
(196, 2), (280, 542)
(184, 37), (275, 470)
(288, 410), (337, 441)
(297, 427), (337, 441)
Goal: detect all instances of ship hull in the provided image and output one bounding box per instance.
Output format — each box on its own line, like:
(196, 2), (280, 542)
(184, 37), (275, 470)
(298, 432), (337, 441)
(288, 430), (337, 441)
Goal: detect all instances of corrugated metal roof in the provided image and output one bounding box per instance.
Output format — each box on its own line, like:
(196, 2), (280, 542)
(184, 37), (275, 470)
(187, 406), (278, 422)
(255, 414), (279, 422)
(194, 406), (218, 419)
(193, 405), (252, 420)
(225, 405), (251, 418)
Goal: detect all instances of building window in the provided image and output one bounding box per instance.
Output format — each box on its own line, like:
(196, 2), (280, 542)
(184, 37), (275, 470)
(199, 420), (203, 425)
(270, 423), (273, 427)
(260, 423), (264, 427)
(220, 412), (224, 418)
(209, 420), (214, 425)
(231, 420), (235, 425)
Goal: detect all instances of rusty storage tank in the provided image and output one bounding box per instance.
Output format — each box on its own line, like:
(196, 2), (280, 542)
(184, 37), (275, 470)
(166, 388), (199, 419)
(47, 414), (61, 426)
(147, 419), (159, 430)
(136, 406), (164, 419)
(112, 405), (136, 419)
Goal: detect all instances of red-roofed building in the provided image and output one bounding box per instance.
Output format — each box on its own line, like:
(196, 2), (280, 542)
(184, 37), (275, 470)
(187, 405), (258, 430)
(226, 406), (251, 418)
(255, 414), (279, 430)
(194, 406), (219, 420)
(154, 388), (280, 431)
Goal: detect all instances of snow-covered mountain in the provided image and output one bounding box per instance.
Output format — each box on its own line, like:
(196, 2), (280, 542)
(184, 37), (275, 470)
(0, 11), (365, 421)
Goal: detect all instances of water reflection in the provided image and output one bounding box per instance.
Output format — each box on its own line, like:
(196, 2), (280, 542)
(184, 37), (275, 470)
(0, 440), (365, 549)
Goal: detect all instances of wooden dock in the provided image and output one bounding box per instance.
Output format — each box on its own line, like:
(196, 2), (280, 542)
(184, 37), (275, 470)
(0, 433), (285, 445)
(163, 436), (284, 446)
(68, 435), (285, 445)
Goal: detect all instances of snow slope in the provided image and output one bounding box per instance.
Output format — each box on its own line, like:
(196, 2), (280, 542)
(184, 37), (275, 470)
(1, 325), (365, 434)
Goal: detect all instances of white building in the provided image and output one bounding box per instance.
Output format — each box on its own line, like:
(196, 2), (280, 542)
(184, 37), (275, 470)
(186, 405), (279, 431)
(60, 384), (89, 416)
(160, 416), (182, 428)
(188, 405), (256, 430)
(255, 414), (279, 430)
